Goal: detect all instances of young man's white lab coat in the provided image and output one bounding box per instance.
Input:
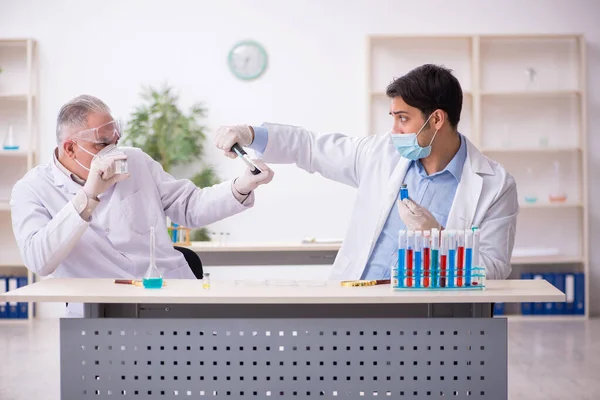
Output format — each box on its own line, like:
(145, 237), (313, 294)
(256, 123), (519, 280)
(10, 147), (252, 282)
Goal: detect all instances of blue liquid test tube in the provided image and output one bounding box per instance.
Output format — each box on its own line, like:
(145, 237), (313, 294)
(465, 229), (473, 286)
(447, 230), (456, 288)
(414, 231), (422, 288)
(172, 223), (179, 243)
(430, 228), (440, 288)
(397, 230), (407, 288)
(400, 184), (409, 200)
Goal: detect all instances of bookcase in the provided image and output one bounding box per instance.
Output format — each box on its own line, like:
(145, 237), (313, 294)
(0, 38), (38, 321)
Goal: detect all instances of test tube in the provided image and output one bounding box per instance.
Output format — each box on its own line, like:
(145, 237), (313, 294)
(472, 228), (481, 286)
(396, 230), (407, 288)
(456, 230), (465, 287)
(423, 231), (431, 288)
(414, 231), (422, 288)
(406, 230), (414, 288)
(440, 231), (448, 288)
(400, 184), (409, 201)
(465, 229), (473, 287)
(172, 223), (179, 243)
(430, 229), (440, 288)
(447, 230), (456, 288)
(180, 228), (186, 244)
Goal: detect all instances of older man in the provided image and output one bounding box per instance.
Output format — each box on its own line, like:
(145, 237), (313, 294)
(11, 95), (273, 315)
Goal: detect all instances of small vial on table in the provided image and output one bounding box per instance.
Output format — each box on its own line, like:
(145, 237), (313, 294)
(202, 273), (211, 289)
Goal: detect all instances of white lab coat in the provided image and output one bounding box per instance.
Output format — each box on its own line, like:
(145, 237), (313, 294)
(257, 123), (519, 280)
(10, 147), (253, 315)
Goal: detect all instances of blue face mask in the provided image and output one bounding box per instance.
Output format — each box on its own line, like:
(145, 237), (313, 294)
(390, 113), (438, 160)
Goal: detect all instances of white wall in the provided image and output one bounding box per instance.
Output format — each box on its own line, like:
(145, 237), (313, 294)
(1, 0), (600, 314)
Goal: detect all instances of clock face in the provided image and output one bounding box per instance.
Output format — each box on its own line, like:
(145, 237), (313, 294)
(228, 41), (268, 81)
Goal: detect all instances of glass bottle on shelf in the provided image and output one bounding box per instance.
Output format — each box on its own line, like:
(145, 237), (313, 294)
(523, 167), (538, 204)
(3, 125), (19, 151)
(548, 160), (568, 203)
(524, 67), (537, 92)
(143, 226), (163, 289)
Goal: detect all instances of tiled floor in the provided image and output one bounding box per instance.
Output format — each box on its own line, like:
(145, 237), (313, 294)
(1, 318), (599, 399)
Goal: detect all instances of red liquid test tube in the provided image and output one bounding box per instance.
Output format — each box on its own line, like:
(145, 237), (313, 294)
(406, 230), (414, 288)
(440, 230), (448, 288)
(457, 231), (465, 287)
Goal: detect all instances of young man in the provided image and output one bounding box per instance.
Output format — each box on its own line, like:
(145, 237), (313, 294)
(215, 64), (518, 280)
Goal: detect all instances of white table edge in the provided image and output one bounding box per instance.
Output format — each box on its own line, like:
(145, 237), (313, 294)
(0, 279), (565, 304)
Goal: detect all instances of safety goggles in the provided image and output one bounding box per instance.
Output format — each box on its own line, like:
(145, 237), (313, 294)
(73, 120), (122, 144)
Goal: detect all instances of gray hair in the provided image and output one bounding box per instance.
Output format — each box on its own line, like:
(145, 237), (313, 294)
(56, 95), (111, 145)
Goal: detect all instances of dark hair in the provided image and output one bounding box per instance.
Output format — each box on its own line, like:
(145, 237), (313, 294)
(386, 64), (463, 129)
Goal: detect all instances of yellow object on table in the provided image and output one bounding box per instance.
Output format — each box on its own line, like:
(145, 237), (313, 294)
(114, 279), (167, 287)
(340, 279), (391, 287)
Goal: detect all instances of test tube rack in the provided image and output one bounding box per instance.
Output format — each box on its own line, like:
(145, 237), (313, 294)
(392, 228), (486, 291)
(167, 225), (192, 246)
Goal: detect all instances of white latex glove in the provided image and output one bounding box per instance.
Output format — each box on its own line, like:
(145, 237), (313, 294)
(233, 159), (274, 194)
(214, 125), (254, 158)
(83, 153), (130, 199)
(398, 198), (442, 231)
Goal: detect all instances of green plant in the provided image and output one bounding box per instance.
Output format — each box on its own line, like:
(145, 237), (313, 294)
(124, 83), (220, 241)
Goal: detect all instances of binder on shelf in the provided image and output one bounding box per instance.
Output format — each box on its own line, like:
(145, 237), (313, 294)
(574, 273), (585, 315)
(0, 276), (7, 319)
(532, 274), (545, 315)
(565, 273), (575, 314)
(553, 273), (566, 315)
(17, 276), (28, 319)
(7, 277), (18, 318)
(493, 302), (505, 316)
(521, 273), (533, 315)
(543, 273), (555, 315)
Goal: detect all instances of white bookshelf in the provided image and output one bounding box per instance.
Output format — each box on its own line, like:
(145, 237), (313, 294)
(367, 34), (588, 319)
(0, 38), (38, 321)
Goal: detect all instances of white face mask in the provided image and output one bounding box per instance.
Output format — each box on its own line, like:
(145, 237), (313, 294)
(73, 143), (118, 171)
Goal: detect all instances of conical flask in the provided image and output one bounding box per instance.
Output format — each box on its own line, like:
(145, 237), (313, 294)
(143, 226), (163, 289)
(3, 125), (19, 150)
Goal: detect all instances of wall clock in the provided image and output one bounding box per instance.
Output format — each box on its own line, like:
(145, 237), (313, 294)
(228, 40), (268, 81)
